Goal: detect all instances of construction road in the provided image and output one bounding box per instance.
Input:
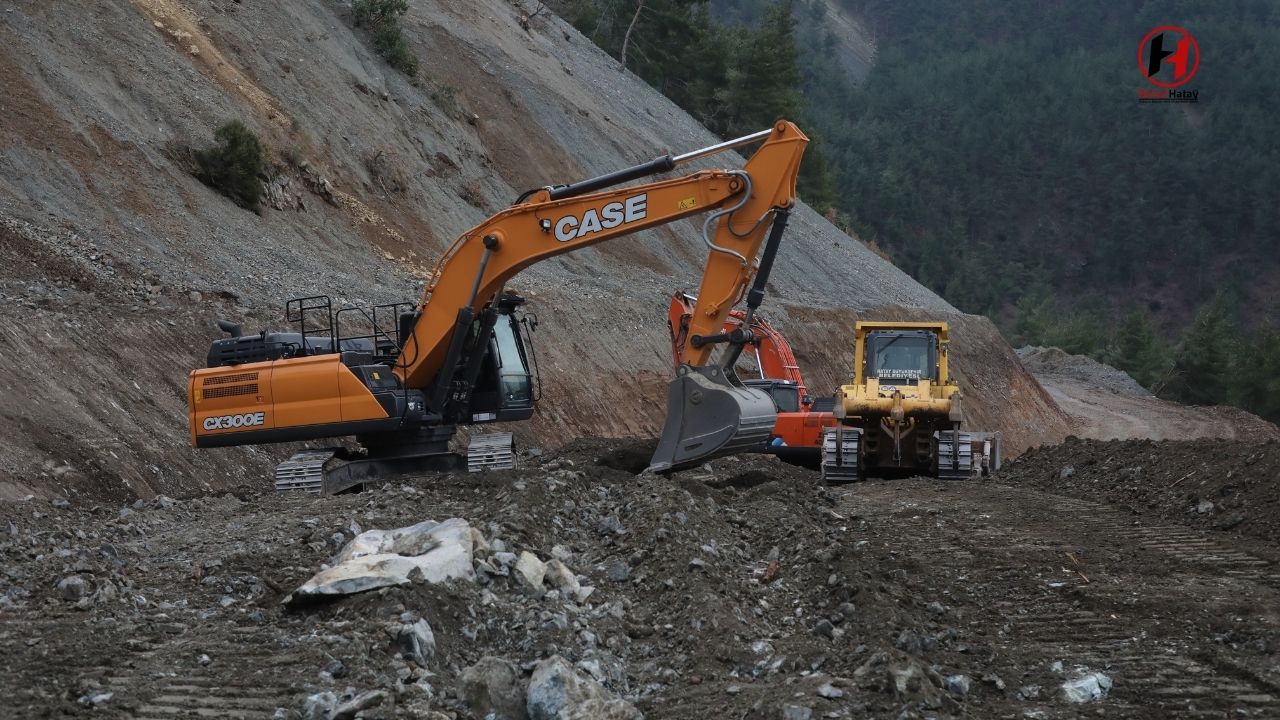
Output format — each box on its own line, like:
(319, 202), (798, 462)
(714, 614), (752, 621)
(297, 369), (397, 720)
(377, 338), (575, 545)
(842, 479), (1280, 718)
(4, 445), (1280, 719)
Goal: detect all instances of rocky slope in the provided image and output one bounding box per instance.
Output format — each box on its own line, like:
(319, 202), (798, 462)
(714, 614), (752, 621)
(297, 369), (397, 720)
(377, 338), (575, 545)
(0, 0), (1067, 499)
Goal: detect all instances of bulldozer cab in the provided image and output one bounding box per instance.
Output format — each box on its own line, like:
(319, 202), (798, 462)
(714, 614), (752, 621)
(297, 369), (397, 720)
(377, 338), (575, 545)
(865, 330), (937, 382)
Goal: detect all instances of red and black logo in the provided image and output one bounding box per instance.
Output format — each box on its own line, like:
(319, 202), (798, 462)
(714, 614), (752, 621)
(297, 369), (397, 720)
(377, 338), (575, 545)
(1137, 26), (1200, 102)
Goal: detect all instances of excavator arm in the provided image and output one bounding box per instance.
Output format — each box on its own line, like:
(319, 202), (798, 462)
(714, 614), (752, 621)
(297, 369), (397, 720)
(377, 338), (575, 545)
(668, 291), (809, 395)
(398, 121), (807, 390)
(665, 290), (836, 469)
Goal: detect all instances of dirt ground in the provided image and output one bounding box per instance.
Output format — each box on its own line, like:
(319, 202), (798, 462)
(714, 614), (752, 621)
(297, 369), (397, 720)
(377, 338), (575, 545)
(1002, 437), (1280, 545)
(4, 439), (1279, 719)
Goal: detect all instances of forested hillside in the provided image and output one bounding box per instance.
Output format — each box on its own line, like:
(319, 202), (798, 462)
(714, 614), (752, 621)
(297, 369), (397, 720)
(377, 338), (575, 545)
(550, 0), (1280, 423)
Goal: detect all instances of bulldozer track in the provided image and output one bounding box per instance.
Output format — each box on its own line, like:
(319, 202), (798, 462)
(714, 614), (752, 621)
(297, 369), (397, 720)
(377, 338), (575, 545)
(2, 614), (306, 718)
(844, 481), (1280, 718)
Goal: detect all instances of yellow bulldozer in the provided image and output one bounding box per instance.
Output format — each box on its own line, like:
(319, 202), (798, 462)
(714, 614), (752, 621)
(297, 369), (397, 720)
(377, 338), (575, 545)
(820, 321), (1000, 482)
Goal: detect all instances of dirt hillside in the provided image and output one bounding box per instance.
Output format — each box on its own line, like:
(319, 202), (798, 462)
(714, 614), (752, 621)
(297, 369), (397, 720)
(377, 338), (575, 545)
(1018, 347), (1280, 443)
(0, 0), (1066, 499)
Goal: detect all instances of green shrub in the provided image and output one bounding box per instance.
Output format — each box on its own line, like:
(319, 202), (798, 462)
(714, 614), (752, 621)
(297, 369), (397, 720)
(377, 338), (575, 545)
(352, 0), (417, 76)
(373, 23), (418, 76)
(353, 0), (408, 29)
(194, 120), (265, 211)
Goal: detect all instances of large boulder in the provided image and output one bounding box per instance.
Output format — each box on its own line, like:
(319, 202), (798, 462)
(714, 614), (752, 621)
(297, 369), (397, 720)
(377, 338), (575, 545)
(527, 656), (642, 720)
(287, 518), (475, 601)
(461, 656), (528, 720)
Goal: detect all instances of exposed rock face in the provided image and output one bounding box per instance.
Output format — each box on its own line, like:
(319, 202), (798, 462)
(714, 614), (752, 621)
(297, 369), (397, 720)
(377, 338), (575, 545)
(0, 0), (1066, 498)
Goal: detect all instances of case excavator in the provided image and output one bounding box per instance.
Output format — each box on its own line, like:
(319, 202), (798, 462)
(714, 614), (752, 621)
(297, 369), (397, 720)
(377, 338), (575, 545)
(188, 122), (809, 493)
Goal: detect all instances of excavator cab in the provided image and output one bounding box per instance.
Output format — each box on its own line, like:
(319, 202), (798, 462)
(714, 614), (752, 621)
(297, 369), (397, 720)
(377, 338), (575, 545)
(744, 378), (802, 413)
(464, 295), (536, 423)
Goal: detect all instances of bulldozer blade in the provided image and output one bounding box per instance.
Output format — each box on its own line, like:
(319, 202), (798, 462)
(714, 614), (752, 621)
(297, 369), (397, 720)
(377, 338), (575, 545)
(648, 365), (778, 472)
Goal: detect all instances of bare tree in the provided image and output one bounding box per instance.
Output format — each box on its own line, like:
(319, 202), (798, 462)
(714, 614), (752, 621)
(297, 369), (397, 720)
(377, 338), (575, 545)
(620, 0), (646, 69)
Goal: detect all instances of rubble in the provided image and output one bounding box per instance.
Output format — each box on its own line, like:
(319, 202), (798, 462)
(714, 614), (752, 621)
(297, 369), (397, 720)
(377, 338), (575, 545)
(5, 439), (1280, 718)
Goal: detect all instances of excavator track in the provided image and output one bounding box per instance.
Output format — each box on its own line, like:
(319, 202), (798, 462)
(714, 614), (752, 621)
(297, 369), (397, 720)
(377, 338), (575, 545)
(467, 432), (516, 472)
(820, 426), (862, 483)
(934, 429), (975, 480)
(273, 449), (337, 494)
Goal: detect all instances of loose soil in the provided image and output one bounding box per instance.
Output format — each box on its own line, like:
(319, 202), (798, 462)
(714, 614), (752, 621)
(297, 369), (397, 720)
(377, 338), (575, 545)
(1002, 437), (1280, 545)
(4, 439), (1279, 719)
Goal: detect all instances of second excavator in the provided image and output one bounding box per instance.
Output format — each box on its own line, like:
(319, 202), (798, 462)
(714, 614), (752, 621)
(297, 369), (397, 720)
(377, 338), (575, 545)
(667, 291), (835, 467)
(187, 122), (808, 492)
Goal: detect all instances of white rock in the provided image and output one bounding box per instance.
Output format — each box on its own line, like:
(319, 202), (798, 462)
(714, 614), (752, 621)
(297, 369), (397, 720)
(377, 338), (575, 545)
(1061, 671), (1112, 703)
(515, 551), (547, 590)
(816, 682), (843, 699)
(302, 691), (336, 720)
(545, 559), (580, 595)
(781, 705), (812, 720)
(470, 527), (490, 556)
(527, 656), (641, 720)
(397, 619), (436, 665)
(288, 519), (475, 600)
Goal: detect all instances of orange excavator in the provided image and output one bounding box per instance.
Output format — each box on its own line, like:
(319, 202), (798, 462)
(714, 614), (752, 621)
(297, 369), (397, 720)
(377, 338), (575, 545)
(667, 291), (836, 468)
(188, 122), (808, 492)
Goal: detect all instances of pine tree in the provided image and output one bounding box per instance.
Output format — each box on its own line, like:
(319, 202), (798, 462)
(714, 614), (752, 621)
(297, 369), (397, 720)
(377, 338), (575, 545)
(1164, 299), (1235, 406)
(1231, 327), (1280, 423)
(719, 0), (802, 138)
(1105, 312), (1169, 390)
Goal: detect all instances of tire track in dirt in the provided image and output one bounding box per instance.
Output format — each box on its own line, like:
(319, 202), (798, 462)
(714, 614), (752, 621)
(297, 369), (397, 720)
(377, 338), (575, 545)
(843, 481), (1280, 718)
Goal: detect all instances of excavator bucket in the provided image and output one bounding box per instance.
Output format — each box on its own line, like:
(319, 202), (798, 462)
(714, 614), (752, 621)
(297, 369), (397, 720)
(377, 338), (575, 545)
(648, 365), (778, 472)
